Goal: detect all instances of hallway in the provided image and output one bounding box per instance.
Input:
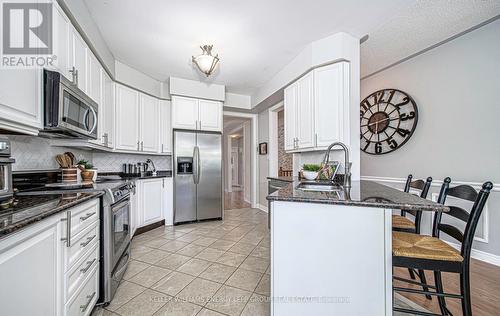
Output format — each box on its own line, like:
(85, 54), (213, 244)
(224, 191), (251, 210)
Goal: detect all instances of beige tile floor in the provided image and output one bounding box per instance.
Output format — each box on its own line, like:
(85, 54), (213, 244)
(93, 208), (270, 316)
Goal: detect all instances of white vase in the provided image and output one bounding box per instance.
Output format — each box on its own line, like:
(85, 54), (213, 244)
(303, 171), (318, 180)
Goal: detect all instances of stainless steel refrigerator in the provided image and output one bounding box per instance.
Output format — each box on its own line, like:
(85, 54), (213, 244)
(174, 130), (223, 224)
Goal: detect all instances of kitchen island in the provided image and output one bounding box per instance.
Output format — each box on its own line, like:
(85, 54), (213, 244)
(267, 180), (448, 316)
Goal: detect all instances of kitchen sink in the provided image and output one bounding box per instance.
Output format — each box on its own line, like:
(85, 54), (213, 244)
(296, 182), (342, 192)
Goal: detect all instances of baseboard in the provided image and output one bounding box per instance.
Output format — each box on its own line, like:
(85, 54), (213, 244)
(134, 220), (165, 237)
(446, 241), (500, 267)
(258, 204), (268, 213)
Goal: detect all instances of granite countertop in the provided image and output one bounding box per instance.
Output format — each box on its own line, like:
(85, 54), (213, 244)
(267, 176), (294, 183)
(0, 191), (104, 238)
(267, 180), (449, 212)
(101, 170), (172, 180)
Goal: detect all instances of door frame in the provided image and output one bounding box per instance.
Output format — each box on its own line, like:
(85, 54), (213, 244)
(223, 111), (258, 208)
(231, 147), (239, 186)
(268, 101), (284, 178)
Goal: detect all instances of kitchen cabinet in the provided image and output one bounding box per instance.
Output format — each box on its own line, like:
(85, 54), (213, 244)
(137, 178), (163, 227)
(159, 100), (172, 153)
(314, 62), (349, 147)
(115, 84), (140, 151)
(0, 69), (42, 135)
(0, 214), (63, 316)
(162, 178), (174, 226)
(139, 94), (160, 153)
(52, 1), (70, 80)
(172, 96), (222, 132)
(69, 26), (88, 93)
(101, 70), (115, 148)
(0, 199), (100, 316)
(284, 61), (350, 152)
(130, 183), (139, 236)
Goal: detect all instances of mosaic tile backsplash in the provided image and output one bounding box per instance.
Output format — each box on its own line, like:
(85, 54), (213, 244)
(6, 135), (172, 172)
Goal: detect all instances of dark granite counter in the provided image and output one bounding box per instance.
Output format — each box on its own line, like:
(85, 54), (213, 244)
(267, 176), (294, 183)
(100, 170), (172, 180)
(267, 180), (448, 212)
(0, 192), (103, 238)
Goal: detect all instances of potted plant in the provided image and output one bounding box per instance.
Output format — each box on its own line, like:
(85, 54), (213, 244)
(302, 164), (321, 180)
(77, 160), (96, 182)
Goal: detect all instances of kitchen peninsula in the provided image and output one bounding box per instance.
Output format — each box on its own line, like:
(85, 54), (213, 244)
(267, 180), (448, 316)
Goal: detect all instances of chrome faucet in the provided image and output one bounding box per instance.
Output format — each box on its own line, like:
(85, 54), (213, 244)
(146, 159), (157, 175)
(322, 142), (351, 188)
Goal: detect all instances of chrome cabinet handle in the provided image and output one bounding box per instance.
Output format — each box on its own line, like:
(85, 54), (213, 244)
(199, 120), (202, 129)
(80, 212), (94, 221)
(80, 291), (96, 312)
(61, 210), (72, 247)
(80, 258), (97, 274)
(69, 66), (78, 85)
(80, 234), (96, 247)
(141, 141), (144, 151)
(161, 143), (164, 152)
(315, 133), (318, 145)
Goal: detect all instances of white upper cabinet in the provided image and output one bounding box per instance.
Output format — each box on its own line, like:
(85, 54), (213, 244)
(52, 2), (70, 79)
(284, 61), (350, 152)
(69, 27), (88, 92)
(172, 96), (198, 130)
(199, 99), (223, 131)
(296, 72), (315, 149)
(313, 62), (349, 147)
(101, 70), (115, 148)
(115, 84), (140, 151)
(172, 96), (222, 132)
(87, 54), (101, 104)
(139, 94), (160, 153)
(284, 83), (298, 151)
(159, 100), (172, 153)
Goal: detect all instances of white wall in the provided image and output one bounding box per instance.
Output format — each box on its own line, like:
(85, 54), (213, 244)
(361, 19), (500, 258)
(115, 61), (163, 98)
(224, 93), (252, 110)
(258, 110), (270, 207)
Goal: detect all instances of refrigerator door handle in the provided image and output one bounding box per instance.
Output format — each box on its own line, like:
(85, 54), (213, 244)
(193, 146), (200, 184)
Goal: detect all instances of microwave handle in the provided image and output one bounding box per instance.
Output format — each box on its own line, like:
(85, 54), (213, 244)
(88, 106), (98, 134)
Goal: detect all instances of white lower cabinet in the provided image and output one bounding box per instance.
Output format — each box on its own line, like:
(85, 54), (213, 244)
(0, 198), (100, 316)
(134, 177), (173, 229)
(0, 213), (62, 316)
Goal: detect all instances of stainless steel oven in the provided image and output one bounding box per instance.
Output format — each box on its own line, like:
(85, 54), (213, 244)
(0, 137), (15, 202)
(42, 69), (98, 139)
(99, 182), (132, 305)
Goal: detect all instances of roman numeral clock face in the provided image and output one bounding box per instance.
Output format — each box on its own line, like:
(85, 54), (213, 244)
(360, 89), (418, 155)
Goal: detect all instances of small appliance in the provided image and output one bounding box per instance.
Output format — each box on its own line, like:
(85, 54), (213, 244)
(41, 69), (98, 139)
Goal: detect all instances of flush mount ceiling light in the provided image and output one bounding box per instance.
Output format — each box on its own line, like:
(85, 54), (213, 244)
(192, 45), (220, 77)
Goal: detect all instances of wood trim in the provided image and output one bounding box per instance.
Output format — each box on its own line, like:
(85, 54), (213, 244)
(133, 220), (165, 237)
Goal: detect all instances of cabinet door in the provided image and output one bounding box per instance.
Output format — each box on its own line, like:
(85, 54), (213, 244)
(159, 100), (172, 153)
(101, 70), (115, 148)
(139, 94), (160, 153)
(199, 100), (222, 131)
(162, 178), (174, 226)
(115, 84), (140, 151)
(130, 183), (139, 236)
(0, 216), (62, 316)
(171, 96), (198, 130)
(70, 27), (87, 92)
(284, 83), (298, 151)
(52, 2), (70, 79)
(87, 54), (101, 104)
(296, 72), (315, 149)
(141, 179), (163, 226)
(0, 69), (42, 134)
(314, 62), (348, 147)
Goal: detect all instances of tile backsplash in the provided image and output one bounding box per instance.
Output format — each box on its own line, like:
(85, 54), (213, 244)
(6, 135), (171, 172)
(7, 136), (91, 171)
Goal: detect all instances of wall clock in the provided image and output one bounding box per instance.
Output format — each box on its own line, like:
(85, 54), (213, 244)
(360, 89), (418, 155)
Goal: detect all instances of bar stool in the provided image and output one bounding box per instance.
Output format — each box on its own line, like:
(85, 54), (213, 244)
(392, 178), (493, 316)
(393, 175), (433, 293)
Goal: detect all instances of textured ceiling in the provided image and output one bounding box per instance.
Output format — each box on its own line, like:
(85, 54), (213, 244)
(84, 0), (500, 95)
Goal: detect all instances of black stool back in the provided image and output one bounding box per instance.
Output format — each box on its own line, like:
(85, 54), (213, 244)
(400, 174), (433, 234)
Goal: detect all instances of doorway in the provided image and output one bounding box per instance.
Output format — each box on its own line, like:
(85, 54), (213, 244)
(268, 101), (293, 178)
(223, 113), (256, 210)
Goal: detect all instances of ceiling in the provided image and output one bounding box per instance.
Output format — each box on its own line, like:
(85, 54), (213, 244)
(84, 0), (500, 96)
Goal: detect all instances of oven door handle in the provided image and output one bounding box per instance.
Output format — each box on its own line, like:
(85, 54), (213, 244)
(111, 198), (130, 211)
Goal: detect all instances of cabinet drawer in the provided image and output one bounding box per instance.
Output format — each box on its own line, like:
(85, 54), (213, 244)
(65, 264), (99, 316)
(66, 243), (99, 302)
(70, 199), (99, 237)
(64, 221), (99, 271)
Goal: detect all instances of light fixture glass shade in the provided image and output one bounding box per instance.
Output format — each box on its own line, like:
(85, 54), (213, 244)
(192, 45), (220, 77)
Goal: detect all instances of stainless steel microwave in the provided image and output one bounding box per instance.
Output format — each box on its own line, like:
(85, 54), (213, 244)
(42, 69), (98, 139)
